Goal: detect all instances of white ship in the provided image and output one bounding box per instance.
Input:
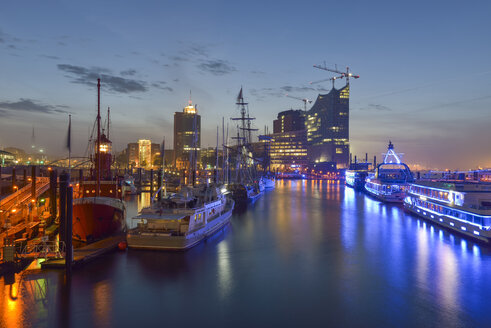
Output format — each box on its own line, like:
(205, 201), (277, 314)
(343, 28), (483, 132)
(364, 141), (414, 202)
(404, 177), (491, 242)
(127, 185), (234, 250)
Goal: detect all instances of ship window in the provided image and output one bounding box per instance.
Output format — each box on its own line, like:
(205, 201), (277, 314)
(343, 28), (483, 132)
(480, 201), (491, 210)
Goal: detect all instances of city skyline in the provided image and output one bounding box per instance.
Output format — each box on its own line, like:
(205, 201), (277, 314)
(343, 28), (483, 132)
(0, 0), (490, 170)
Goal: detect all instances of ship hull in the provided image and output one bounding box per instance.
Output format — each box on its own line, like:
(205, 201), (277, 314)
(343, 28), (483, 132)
(127, 202), (233, 251)
(72, 197), (126, 244)
(404, 202), (491, 243)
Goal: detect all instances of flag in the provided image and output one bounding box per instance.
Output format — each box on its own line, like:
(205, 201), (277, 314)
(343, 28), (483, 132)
(237, 87), (243, 102)
(66, 114), (71, 151)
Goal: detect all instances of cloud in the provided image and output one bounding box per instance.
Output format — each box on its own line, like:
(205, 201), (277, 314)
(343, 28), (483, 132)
(170, 55), (189, 63)
(188, 45), (209, 58)
(0, 98), (70, 114)
(368, 103), (392, 111)
(197, 59), (236, 75)
(151, 81), (173, 92)
(40, 54), (61, 60)
(57, 64), (148, 93)
(280, 85), (315, 93)
(120, 69), (137, 76)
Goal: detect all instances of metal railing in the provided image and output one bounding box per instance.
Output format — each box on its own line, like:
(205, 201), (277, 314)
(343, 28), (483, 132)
(20, 239), (65, 260)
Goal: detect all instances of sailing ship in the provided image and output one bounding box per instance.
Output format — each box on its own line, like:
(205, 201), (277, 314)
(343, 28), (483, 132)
(72, 79), (126, 244)
(228, 88), (262, 203)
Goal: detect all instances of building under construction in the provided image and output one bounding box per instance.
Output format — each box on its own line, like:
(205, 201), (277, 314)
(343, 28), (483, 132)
(306, 85), (350, 168)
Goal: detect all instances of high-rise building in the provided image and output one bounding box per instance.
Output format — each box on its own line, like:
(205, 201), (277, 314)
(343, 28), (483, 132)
(273, 109), (305, 134)
(306, 85), (350, 168)
(269, 130), (308, 170)
(127, 143), (139, 168)
(174, 100), (201, 168)
(138, 139), (152, 169)
(127, 140), (161, 169)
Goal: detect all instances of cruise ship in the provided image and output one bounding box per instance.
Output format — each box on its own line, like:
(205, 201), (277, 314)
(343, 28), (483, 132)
(404, 179), (491, 242)
(127, 185), (234, 250)
(364, 141), (414, 202)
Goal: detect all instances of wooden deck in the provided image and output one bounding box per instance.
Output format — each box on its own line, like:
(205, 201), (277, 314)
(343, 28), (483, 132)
(41, 234), (125, 269)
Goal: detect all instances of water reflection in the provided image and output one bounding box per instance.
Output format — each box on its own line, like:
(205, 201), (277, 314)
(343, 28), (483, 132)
(1, 180), (490, 327)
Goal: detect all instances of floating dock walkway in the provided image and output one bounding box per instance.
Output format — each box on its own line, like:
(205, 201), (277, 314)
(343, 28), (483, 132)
(41, 235), (125, 269)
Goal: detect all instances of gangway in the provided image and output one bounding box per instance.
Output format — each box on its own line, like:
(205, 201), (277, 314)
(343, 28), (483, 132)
(19, 239), (65, 260)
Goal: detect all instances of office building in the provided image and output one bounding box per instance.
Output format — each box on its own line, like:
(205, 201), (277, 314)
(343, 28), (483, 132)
(273, 109), (305, 134)
(174, 100), (201, 168)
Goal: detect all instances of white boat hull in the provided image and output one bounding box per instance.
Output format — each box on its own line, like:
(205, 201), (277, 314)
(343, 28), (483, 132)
(404, 202), (491, 243)
(127, 202), (234, 250)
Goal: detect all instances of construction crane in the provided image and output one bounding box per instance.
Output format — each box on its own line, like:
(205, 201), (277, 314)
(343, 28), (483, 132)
(309, 74), (345, 88)
(313, 63), (359, 85)
(285, 94), (312, 111)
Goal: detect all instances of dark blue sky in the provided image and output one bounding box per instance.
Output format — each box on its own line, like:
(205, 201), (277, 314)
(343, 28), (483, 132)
(0, 0), (490, 169)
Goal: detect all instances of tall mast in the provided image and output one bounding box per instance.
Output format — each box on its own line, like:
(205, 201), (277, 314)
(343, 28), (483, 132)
(107, 107), (110, 140)
(96, 78), (101, 196)
(215, 126), (219, 184)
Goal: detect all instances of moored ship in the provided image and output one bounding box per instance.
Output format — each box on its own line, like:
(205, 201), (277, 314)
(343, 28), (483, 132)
(404, 178), (491, 242)
(364, 141), (414, 202)
(127, 185), (234, 250)
(345, 162), (370, 191)
(72, 79), (126, 244)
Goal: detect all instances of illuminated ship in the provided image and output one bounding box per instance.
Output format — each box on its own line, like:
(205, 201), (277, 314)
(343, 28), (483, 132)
(364, 141), (414, 202)
(345, 162), (370, 191)
(127, 185), (234, 250)
(72, 79), (126, 244)
(404, 175), (491, 242)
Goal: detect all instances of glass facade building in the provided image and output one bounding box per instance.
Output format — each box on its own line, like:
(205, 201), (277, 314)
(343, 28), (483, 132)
(306, 85), (350, 168)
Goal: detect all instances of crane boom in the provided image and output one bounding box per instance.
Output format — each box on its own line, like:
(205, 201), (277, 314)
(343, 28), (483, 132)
(285, 94), (312, 111)
(313, 64), (359, 85)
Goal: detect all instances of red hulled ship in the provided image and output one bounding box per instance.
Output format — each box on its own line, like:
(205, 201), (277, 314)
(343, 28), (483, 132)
(72, 79), (126, 244)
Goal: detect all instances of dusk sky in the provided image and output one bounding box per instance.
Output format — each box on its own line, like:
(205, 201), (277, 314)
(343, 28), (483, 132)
(0, 0), (490, 170)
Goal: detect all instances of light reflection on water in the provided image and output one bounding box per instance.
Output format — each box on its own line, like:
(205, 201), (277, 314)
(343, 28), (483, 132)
(1, 180), (491, 327)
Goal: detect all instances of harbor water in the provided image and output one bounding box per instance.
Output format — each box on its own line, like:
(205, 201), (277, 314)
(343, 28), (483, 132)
(1, 180), (491, 327)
